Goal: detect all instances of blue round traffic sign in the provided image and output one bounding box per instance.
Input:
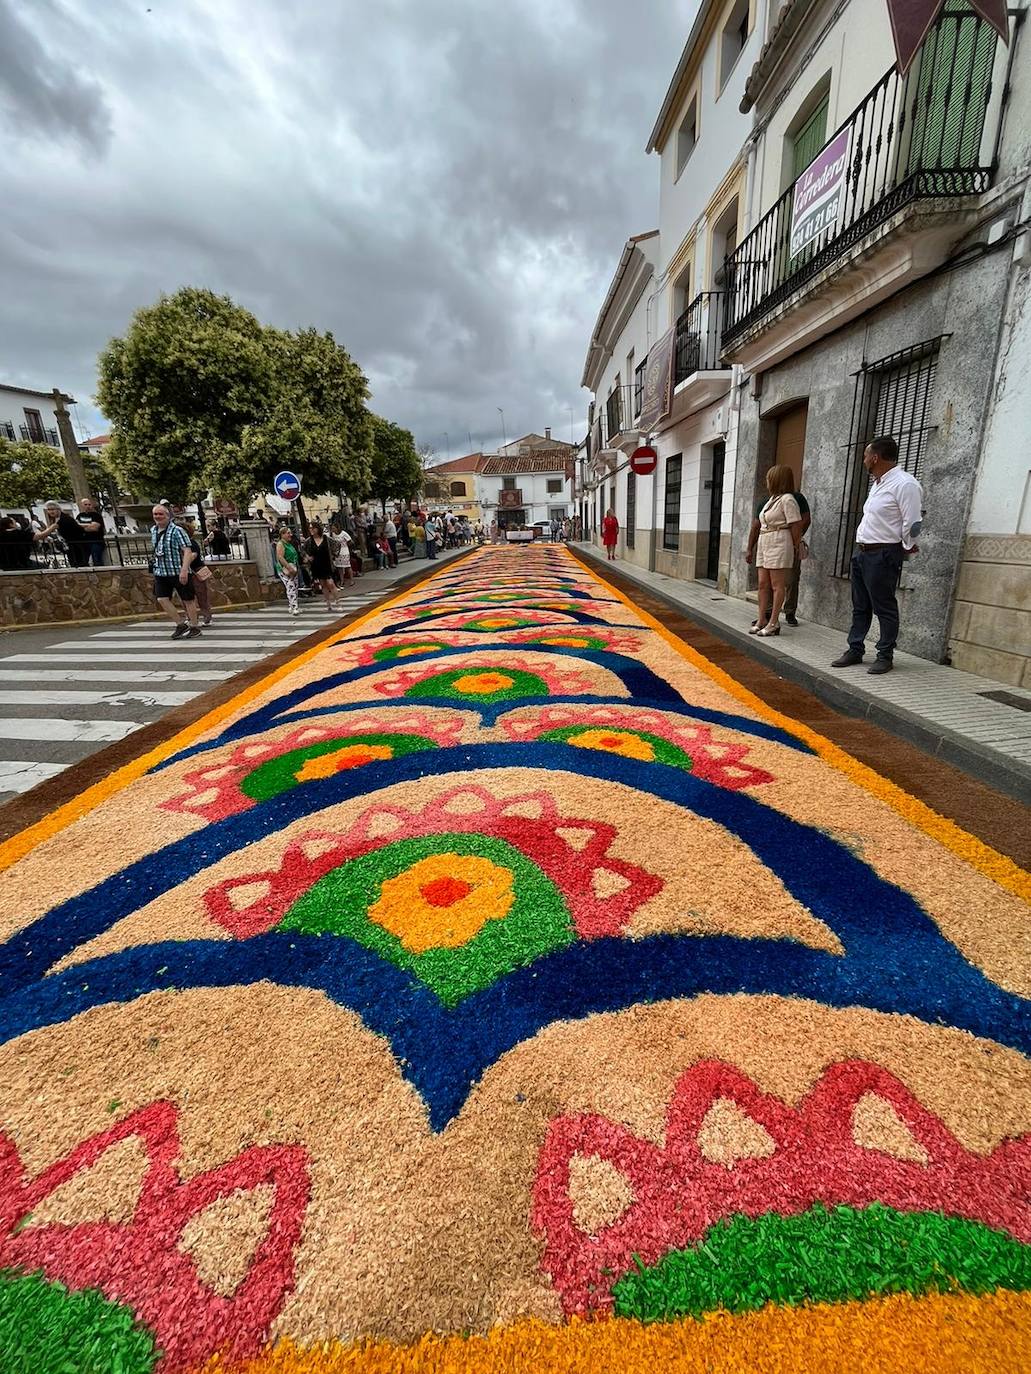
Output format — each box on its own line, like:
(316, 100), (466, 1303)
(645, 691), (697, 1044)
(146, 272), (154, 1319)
(273, 470), (302, 500)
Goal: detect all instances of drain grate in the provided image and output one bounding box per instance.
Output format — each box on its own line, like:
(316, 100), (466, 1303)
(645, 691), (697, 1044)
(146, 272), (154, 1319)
(977, 689), (1031, 713)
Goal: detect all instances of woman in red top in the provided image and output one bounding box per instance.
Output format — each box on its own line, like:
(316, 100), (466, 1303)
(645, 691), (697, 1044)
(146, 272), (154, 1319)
(602, 508), (619, 561)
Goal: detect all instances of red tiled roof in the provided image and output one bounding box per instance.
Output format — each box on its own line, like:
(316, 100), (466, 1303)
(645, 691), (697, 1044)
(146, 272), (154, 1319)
(480, 452), (569, 476)
(425, 452), (488, 474)
(84, 434), (111, 447)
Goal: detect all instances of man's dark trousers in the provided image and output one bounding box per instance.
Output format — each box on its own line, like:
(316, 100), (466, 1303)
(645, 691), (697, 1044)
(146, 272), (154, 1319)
(847, 545), (904, 660)
(784, 553), (802, 618)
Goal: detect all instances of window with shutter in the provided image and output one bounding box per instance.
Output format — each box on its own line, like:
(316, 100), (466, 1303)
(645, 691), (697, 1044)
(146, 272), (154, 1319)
(834, 339), (942, 575)
(791, 93), (830, 183)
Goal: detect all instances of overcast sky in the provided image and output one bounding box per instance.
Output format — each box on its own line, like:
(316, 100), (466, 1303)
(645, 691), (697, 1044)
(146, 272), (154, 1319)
(0, 0), (697, 457)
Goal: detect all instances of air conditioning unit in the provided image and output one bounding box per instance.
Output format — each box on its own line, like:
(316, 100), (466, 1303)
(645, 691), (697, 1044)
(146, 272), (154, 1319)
(711, 406), (728, 438)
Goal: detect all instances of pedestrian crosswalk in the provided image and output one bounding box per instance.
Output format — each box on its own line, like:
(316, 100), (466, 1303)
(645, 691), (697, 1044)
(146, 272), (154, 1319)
(0, 593), (385, 805)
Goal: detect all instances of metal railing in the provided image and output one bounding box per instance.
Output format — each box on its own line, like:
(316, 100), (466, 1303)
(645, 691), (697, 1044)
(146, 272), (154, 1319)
(0, 526), (255, 573)
(722, 8), (1008, 346)
(0, 423), (14, 441)
(17, 424), (60, 446)
(674, 291), (727, 383)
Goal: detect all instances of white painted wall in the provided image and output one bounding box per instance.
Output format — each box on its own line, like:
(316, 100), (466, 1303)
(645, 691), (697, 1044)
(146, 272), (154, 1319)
(593, 283), (658, 436)
(478, 470), (571, 525)
(0, 387), (64, 446)
(751, 2), (895, 216)
(656, 13), (759, 298)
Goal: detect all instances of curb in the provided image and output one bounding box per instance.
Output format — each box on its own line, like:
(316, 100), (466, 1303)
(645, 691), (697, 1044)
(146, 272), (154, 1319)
(576, 547), (1031, 806)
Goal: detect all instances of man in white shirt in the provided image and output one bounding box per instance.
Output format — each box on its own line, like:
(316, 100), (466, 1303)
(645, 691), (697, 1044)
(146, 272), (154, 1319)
(831, 435), (923, 676)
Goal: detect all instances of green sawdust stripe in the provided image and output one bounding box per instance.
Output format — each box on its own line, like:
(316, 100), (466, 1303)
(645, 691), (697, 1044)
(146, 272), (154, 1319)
(612, 1204), (1031, 1321)
(0, 1269), (159, 1374)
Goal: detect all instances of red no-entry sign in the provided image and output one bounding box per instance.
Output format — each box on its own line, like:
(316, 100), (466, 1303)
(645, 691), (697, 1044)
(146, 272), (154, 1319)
(630, 445), (657, 476)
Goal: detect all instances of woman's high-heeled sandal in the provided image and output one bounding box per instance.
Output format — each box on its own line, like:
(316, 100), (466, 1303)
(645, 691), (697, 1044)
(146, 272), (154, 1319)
(757, 623), (781, 636)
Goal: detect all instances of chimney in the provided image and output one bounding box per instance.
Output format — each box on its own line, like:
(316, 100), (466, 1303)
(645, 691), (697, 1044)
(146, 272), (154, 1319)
(545, 427), (551, 440)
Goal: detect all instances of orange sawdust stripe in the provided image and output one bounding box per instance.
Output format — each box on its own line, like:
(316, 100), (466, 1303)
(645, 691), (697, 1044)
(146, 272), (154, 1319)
(196, 1290), (1031, 1373)
(0, 552), (476, 876)
(572, 550), (1031, 903)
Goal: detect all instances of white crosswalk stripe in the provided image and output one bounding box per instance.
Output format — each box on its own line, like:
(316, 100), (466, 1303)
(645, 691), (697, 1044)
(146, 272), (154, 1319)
(0, 583), (403, 807)
(0, 760), (68, 793)
(0, 669), (231, 683)
(0, 718), (144, 742)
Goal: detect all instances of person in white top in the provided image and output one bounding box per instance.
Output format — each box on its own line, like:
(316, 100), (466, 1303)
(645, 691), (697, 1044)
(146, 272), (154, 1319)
(832, 436), (923, 676)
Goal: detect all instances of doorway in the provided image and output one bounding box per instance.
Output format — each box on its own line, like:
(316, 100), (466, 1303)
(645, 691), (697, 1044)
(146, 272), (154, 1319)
(705, 441), (725, 581)
(774, 401), (808, 488)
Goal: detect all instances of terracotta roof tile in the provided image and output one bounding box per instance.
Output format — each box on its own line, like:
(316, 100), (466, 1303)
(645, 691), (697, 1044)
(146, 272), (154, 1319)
(480, 452), (569, 476)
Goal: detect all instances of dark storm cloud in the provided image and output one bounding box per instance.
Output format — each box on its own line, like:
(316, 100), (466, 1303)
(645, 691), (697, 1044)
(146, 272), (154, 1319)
(0, 0), (697, 453)
(0, 0), (112, 150)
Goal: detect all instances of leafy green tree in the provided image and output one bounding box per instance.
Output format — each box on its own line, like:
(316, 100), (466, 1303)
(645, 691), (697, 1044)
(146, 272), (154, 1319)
(367, 415), (423, 512)
(213, 326), (372, 509)
(0, 438), (111, 509)
(96, 287), (271, 505)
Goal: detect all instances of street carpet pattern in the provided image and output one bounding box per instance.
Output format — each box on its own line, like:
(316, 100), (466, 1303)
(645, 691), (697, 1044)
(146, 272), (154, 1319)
(0, 546), (1029, 1374)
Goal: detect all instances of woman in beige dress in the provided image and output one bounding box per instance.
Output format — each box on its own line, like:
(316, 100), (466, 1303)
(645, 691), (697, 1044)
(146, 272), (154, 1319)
(749, 464), (802, 636)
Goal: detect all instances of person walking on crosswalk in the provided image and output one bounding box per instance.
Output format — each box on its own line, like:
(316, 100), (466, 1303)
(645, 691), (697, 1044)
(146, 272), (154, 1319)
(150, 505), (201, 639)
(274, 525), (301, 615)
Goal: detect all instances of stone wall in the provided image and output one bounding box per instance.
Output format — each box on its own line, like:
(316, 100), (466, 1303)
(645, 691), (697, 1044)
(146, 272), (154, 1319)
(947, 535), (1031, 687)
(0, 562), (266, 628)
(728, 249), (1010, 663)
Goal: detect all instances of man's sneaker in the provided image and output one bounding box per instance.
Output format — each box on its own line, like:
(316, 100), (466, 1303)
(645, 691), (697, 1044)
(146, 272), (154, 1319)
(171, 623), (189, 639)
(867, 658), (893, 675)
(187, 626), (203, 638)
(831, 650), (863, 667)
(785, 614), (799, 627)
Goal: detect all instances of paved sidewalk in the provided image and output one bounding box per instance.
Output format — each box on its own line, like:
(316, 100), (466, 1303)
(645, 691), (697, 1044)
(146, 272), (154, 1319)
(576, 545), (1031, 804)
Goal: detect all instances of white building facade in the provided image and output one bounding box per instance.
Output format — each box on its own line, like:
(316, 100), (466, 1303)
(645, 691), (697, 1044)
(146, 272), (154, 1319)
(581, 0), (1030, 681)
(582, 0), (764, 585)
(476, 433), (574, 530)
(0, 383), (67, 449)
(724, 0), (1029, 677)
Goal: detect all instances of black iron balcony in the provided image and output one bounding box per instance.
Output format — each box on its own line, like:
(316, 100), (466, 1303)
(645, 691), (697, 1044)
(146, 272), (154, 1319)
(18, 424), (60, 446)
(605, 388), (623, 440)
(674, 291), (727, 384)
(722, 8), (1011, 348)
(0, 423), (14, 441)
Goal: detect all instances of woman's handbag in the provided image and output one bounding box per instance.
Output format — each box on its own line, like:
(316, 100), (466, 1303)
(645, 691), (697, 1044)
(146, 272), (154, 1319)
(193, 564), (213, 582)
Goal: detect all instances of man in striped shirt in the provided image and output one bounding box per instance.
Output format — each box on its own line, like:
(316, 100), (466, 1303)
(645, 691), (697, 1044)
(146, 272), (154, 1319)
(150, 505), (201, 639)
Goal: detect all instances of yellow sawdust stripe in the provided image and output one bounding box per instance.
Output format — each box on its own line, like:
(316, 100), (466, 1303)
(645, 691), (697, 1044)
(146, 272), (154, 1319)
(197, 1290), (1031, 1373)
(574, 549), (1031, 902)
(0, 552), (475, 874)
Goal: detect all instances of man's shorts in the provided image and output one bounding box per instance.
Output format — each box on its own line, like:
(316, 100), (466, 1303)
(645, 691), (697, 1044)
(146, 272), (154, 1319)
(154, 574), (195, 601)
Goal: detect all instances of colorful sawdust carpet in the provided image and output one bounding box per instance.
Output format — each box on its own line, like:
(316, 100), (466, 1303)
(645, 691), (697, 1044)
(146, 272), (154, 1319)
(0, 546), (1029, 1373)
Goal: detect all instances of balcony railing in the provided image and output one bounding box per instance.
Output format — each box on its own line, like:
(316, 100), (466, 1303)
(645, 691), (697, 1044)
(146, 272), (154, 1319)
(605, 387), (624, 440)
(674, 291), (727, 384)
(722, 8), (1009, 346)
(0, 423), (15, 441)
(18, 424), (60, 446)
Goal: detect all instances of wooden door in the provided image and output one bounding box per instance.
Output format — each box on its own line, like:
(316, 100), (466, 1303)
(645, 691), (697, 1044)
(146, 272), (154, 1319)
(774, 402), (808, 487)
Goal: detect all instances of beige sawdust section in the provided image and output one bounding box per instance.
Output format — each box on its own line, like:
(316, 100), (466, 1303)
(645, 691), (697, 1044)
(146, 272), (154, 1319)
(697, 1097), (777, 1166)
(2, 987), (1029, 1346)
(50, 769), (841, 971)
(852, 1091), (930, 1164)
(179, 1183), (274, 1295)
(27, 1135), (147, 1227)
(567, 1154), (634, 1235)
